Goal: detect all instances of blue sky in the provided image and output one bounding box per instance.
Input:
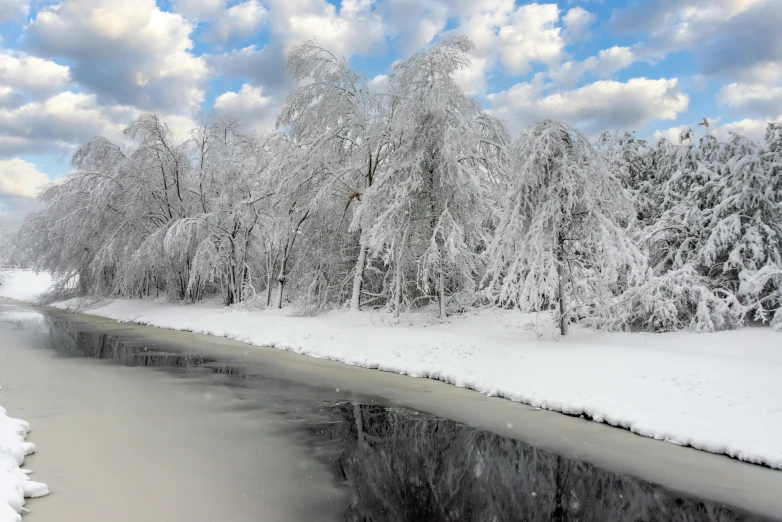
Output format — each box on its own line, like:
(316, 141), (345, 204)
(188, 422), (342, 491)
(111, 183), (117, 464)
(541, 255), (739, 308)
(0, 0), (780, 228)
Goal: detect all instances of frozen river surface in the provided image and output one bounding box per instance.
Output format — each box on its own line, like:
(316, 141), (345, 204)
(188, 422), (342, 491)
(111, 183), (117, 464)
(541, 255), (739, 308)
(1, 301), (780, 521)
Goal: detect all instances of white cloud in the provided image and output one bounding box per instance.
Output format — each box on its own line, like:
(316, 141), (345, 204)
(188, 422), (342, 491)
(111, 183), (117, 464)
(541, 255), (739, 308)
(379, 0), (450, 55)
(611, 0), (781, 84)
(0, 86), (23, 108)
(208, 0), (267, 42)
(0, 158), (49, 198)
(0, 0), (27, 22)
(488, 77), (689, 135)
(26, 0), (208, 112)
(0, 91), (136, 157)
(368, 74), (390, 92)
(453, 56), (489, 96)
(213, 83), (278, 132)
(490, 3), (564, 75)
(432, 1), (568, 95)
(716, 83), (782, 117)
(171, 0), (226, 20)
(265, 0), (386, 57)
(207, 44), (288, 93)
(713, 116), (781, 142)
(655, 115), (782, 144)
(563, 7), (595, 41)
(0, 193), (39, 232)
(549, 44), (660, 88)
(0, 50), (71, 99)
(652, 123), (692, 144)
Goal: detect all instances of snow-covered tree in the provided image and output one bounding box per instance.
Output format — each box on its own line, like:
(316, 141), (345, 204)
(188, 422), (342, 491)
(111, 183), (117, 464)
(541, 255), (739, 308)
(12, 37), (781, 335)
(614, 126), (782, 331)
(279, 40), (395, 311)
(363, 36), (509, 318)
(486, 120), (642, 335)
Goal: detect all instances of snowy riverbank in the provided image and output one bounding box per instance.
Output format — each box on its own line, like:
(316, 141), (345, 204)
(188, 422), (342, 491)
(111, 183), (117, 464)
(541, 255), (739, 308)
(2, 269), (781, 470)
(0, 395), (49, 522)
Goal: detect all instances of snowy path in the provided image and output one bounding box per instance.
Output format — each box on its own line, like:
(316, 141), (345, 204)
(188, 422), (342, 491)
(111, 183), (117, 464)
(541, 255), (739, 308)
(0, 392), (48, 522)
(2, 269), (781, 471)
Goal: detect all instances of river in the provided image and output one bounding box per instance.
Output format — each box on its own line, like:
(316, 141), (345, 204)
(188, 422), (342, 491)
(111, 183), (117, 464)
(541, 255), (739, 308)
(1, 300), (780, 521)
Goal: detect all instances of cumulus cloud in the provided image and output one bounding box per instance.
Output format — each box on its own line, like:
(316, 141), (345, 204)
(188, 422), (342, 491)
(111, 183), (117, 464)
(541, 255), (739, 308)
(481, 2), (564, 75)
(0, 193), (39, 232)
(713, 116), (781, 142)
(0, 91), (136, 157)
(611, 0), (780, 84)
(0, 0), (27, 22)
(549, 44), (661, 88)
(716, 83), (782, 117)
(0, 50), (71, 99)
(563, 7), (596, 41)
(378, 0), (450, 55)
(488, 77), (689, 135)
(25, 0), (208, 112)
(0, 158), (49, 198)
(655, 115), (782, 144)
(207, 0), (266, 42)
(206, 44), (289, 94)
(171, 0), (225, 20)
(0, 86), (24, 108)
(652, 123), (692, 144)
(437, 1), (569, 95)
(698, 0), (782, 83)
(368, 74), (390, 92)
(213, 83), (278, 132)
(264, 0), (386, 57)
(0, 158), (49, 230)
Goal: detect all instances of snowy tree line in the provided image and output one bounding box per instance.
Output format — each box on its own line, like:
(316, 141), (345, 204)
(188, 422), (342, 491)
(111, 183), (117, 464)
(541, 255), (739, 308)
(12, 36), (782, 334)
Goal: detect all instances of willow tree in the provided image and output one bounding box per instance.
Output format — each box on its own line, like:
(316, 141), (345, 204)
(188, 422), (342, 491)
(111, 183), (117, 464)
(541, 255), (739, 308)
(486, 120), (642, 335)
(278, 40), (394, 311)
(362, 36), (508, 318)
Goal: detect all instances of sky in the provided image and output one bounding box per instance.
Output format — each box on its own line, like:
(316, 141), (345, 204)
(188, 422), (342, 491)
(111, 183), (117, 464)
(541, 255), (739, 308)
(0, 0), (780, 229)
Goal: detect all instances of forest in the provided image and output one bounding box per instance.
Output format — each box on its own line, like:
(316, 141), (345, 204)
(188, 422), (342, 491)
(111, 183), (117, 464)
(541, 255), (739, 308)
(10, 36), (782, 335)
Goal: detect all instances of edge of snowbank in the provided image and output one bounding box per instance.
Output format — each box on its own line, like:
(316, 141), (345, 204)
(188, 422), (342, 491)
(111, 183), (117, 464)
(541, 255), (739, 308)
(0, 388), (49, 522)
(2, 269), (782, 471)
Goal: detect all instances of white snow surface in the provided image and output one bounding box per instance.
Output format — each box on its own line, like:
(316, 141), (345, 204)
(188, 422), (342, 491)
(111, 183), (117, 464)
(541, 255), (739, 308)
(2, 270), (782, 470)
(0, 398), (49, 522)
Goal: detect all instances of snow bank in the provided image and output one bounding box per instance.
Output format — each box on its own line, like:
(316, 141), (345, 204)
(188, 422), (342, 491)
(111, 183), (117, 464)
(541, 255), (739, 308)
(3, 270), (781, 470)
(0, 271), (53, 303)
(48, 297), (782, 470)
(0, 396), (49, 522)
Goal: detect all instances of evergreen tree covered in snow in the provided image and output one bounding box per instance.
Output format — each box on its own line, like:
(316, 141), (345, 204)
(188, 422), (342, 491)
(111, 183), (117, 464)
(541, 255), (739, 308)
(486, 120), (642, 335)
(617, 126), (782, 332)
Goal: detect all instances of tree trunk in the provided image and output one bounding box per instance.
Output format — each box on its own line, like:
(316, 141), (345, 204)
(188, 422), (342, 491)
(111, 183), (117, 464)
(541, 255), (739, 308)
(438, 267), (447, 319)
(275, 248), (290, 309)
(275, 277), (285, 309)
(557, 247), (569, 336)
(350, 239), (367, 311)
(393, 257), (403, 319)
(265, 271), (273, 307)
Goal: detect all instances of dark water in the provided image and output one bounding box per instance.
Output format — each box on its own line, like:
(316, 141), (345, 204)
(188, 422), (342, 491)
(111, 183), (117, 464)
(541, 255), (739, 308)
(2, 310), (774, 522)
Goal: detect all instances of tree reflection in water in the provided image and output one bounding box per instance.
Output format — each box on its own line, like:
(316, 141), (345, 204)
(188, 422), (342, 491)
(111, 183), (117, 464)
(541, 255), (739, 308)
(315, 403), (767, 522)
(27, 315), (772, 522)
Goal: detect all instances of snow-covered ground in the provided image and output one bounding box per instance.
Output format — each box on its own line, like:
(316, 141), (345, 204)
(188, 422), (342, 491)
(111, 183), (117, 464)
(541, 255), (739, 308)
(2, 269), (781, 470)
(0, 395), (49, 522)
